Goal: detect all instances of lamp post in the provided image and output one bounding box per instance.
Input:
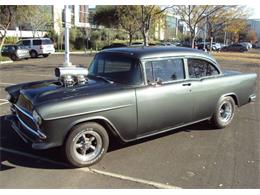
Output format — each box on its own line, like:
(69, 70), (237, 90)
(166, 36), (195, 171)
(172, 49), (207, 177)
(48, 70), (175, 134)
(63, 5), (72, 67)
(203, 15), (208, 52)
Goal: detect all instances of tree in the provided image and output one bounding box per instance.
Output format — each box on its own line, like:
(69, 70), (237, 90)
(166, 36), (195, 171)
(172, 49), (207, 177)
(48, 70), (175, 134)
(246, 30), (257, 43)
(173, 5), (226, 48)
(116, 6), (140, 45)
(0, 6), (34, 53)
(136, 5), (170, 46)
(93, 5), (119, 28)
(206, 6), (249, 45)
(29, 6), (52, 37)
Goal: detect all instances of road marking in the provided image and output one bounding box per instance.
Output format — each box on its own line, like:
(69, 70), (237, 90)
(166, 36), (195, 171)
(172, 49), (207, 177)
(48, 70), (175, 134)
(0, 102), (9, 106)
(80, 168), (181, 189)
(0, 146), (181, 189)
(0, 99), (8, 101)
(0, 82), (15, 86)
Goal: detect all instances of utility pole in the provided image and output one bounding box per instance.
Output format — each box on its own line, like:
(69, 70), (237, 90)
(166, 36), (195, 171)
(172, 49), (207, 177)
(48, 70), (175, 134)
(63, 5), (72, 67)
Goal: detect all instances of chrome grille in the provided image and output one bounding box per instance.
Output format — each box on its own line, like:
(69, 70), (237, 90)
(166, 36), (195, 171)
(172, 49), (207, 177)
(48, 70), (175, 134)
(17, 94), (33, 112)
(16, 106), (38, 132)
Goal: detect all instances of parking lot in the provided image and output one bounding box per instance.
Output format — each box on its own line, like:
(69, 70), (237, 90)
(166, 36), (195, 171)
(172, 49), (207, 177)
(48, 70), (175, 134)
(0, 51), (259, 188)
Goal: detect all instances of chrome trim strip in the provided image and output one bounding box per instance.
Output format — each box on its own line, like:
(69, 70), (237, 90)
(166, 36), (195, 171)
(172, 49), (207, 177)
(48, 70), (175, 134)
(45, 104), (133, 121)
(14, 104), (34, 120)
(14, 104), (47, 139)
(16, 113), (46, 139)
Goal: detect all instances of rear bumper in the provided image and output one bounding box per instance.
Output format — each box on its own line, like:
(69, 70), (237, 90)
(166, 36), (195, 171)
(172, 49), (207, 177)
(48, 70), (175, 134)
(249, 94), (256, 102)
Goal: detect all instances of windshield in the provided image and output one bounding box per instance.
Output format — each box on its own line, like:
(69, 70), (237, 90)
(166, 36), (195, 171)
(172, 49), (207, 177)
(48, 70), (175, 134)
(88, 53), (143, 85)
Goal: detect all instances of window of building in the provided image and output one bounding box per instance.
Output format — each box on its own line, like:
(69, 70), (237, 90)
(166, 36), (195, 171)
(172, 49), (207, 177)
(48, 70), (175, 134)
(79, 5), (88, 23)
(188, 58), (219, 78)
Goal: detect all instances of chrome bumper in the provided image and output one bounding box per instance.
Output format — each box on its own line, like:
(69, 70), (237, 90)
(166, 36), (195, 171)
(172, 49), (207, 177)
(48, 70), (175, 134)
(249, 94), (256, 102)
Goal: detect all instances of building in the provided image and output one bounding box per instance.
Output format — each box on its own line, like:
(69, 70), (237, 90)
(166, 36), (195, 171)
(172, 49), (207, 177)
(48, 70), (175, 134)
(248, 19), (260, 42)
(2, 5), (90, 39)
(154, 12), (189, 41)
(53, 5), (90, 35)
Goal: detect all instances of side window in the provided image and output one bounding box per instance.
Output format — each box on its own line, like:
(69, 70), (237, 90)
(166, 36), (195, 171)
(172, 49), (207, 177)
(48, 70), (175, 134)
(21, 40), (31, 46)
(33, 40), (42, 45)
(145, 58), (185, 83)
(188, 58), (219, 78)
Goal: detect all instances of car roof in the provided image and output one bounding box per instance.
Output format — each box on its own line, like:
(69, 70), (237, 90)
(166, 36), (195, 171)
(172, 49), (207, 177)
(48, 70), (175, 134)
(100, 46), (217, 63)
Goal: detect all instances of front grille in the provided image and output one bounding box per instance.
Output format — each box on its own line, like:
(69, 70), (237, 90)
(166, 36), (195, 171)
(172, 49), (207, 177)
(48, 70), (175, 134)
(16, 107), (38, 131)
(17, 94), (33, 112)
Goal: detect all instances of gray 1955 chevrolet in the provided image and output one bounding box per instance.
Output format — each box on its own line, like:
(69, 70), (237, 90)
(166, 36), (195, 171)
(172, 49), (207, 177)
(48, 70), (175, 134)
(5, 47), (257, 167)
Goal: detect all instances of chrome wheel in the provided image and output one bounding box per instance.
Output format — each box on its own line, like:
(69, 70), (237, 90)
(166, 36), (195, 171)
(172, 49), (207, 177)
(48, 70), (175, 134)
(73, 130), (103, 162)
(218, 101), (233, 123)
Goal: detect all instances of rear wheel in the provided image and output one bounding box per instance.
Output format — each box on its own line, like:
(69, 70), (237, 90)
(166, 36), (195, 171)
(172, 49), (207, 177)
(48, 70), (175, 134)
(30, 50), (38, 58)
(10, 54), (18, 61)
(65, 122), (109, 167)
(211, 96), (236, 129)
(43, 54), (49, 58)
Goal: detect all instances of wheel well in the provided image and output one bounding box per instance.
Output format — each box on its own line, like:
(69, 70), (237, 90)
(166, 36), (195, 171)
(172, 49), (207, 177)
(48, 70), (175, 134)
(225, 94), (239, 106)
(64, 119), (124, 145)
(30, 50), (37, 54)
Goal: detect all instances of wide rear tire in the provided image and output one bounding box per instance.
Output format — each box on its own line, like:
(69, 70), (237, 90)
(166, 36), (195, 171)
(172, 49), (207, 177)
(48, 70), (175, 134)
(211, 96), (235, 129)
(65, 122), (109, 167)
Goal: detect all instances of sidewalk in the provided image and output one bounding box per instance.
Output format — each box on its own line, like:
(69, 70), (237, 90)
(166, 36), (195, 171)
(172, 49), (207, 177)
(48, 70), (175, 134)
(54, 51), (98, 55)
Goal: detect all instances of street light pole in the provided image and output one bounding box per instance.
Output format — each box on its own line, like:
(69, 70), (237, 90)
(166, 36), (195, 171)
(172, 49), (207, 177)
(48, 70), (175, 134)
(63, 5), (72, 67)
(203, 16), (207, 51)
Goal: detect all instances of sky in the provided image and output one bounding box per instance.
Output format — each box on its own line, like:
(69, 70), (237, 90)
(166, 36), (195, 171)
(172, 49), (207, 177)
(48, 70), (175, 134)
(247, 6), (260, 19)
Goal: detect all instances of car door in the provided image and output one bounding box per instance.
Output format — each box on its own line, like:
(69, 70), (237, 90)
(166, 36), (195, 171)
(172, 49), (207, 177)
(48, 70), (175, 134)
(18, 40), (31, 51)
(187, 58), (221, 121)
(136, 58), (193, 137)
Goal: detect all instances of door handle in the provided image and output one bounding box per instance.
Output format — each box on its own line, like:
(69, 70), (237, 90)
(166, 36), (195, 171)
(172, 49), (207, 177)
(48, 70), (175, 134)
(182, 83), (191, 86)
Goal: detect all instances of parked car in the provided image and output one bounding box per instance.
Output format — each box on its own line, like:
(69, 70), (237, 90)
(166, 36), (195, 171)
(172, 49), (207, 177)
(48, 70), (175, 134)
(1, 44), (30, 61)
(5, 47), (257, 167)
(221, 43), (248, 52)
(197, 42), (221, 51)
(240, 42), (252, 50)
(101, 43), (127, 50)
(130, 42), (144, 47)
(16, 38), (55, 58)
(252, 41), (260, 48)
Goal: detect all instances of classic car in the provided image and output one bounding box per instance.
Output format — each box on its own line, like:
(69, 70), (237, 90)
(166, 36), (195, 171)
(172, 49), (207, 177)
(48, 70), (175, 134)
(5, 47), (257, 167)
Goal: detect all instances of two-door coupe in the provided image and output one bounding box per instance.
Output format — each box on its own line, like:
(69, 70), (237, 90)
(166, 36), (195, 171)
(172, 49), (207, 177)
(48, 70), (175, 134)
(5, 47), (257, 167)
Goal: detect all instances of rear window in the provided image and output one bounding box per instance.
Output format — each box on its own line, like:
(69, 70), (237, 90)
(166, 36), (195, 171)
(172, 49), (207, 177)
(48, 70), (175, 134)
(42, 39), (53, 45)
(33, 40), (42, 45)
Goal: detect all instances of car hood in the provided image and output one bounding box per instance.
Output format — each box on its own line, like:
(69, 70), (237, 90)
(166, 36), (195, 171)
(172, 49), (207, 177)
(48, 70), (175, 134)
(17, 79), (123, 106)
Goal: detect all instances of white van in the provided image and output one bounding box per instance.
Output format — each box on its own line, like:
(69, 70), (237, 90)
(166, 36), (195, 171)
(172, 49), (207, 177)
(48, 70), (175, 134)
(17, 38), (55, 58)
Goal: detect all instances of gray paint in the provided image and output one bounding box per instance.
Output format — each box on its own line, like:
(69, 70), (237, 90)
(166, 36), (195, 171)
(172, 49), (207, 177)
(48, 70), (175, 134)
(5, 47), (257, 149)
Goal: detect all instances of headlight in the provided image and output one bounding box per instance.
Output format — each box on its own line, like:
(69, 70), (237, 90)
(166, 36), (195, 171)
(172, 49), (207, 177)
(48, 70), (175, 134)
(6, 94), (11, 101)
(33, 110), (42, 125)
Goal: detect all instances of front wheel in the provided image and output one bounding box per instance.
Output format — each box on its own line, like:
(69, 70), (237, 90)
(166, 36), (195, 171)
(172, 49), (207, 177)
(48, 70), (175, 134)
(65, 122), (109, 167)
(211, 96), (236, 129)
(43, 54), (49, 58)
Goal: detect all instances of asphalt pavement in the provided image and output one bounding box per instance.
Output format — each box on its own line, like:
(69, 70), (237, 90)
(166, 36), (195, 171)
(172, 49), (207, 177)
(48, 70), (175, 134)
(0, 52), (259, 188)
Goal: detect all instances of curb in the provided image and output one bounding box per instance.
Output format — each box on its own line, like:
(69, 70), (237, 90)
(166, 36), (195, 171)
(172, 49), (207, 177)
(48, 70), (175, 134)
(54, 51), (98, 55)
(0, 60), (13, 64)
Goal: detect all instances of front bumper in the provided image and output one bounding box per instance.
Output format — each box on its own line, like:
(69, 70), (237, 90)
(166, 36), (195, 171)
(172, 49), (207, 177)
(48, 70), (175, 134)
(5, 113), (57, 150)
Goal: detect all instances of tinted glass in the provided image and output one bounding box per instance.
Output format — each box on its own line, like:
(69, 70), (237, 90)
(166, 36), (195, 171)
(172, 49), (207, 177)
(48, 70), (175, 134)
(188, 59), (219, 78)
(33, 40), (42, 45)
(42, 39), (52, 45)
(145, 58), (185, 83)
(21, 40), (31, 46)
(89, 53), (142, 85)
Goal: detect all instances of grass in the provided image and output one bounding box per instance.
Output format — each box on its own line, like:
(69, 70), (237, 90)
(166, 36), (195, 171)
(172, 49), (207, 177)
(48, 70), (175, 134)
(212, 50), (260, 64)
(0, 56), (11, 62)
